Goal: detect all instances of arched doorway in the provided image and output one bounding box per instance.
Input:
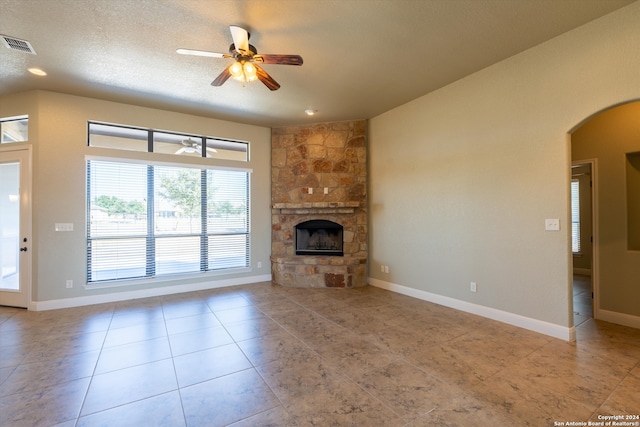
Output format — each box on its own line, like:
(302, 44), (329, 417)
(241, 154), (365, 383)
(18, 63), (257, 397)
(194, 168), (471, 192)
(570, 100), (640, 330)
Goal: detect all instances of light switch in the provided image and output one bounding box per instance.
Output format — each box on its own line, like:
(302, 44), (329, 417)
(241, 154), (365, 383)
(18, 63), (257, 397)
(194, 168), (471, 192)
(545, 219), (560, 231)
(55, 223), (74, 232)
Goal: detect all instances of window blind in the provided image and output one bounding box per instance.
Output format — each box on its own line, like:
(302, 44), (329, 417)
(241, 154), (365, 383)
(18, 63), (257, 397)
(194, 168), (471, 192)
(87, 159), (249, 283)
(571, 180), (581, 254)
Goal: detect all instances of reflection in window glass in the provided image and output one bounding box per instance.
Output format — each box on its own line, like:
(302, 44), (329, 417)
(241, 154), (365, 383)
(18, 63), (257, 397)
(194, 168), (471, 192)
(89, 123), (148, 152)
(1, 117), (28, 143)
(154, 132), (205, 158)
(206, 138), (248, 161)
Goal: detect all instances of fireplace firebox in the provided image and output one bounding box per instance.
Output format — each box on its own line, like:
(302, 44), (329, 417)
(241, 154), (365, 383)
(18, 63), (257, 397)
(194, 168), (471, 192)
(295, 220), (344, 256)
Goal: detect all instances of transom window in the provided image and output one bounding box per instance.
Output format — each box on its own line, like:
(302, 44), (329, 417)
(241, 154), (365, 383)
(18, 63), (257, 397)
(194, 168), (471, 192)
(1, 116), (28, 143)
(88, 121), (249, 162)
(87, 159), (250, 283)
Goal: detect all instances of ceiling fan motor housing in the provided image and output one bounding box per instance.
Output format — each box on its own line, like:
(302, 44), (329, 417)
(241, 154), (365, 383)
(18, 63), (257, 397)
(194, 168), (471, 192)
(229, 43), (258, 57)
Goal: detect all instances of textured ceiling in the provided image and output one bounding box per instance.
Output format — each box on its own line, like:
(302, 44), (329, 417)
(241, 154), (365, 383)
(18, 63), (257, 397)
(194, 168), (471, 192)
(0, 0), (635, 127)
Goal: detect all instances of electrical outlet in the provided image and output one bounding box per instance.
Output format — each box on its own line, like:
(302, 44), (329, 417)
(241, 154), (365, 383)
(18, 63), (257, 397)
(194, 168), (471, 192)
(66, 280), (73, 289)
(470, 282), (477, 292)
(308, 187), (313, 194)
(257, 261), (262, 268)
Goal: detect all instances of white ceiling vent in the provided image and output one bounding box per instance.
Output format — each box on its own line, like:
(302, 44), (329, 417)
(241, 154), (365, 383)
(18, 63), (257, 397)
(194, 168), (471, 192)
(1, 35), (36, 54)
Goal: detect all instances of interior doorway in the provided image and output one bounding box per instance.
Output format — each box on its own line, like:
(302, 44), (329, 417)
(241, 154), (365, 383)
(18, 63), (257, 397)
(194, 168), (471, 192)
(571, 161), (595, 326)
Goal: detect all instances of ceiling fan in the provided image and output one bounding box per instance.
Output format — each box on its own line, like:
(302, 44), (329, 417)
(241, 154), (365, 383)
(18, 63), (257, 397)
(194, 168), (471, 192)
(175, 138), (216, 157)
(177, 25), (303, 91)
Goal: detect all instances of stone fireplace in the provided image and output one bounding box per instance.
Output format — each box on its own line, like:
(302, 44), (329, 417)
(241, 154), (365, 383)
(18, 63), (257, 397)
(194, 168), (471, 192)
(271, 120), (367, 288)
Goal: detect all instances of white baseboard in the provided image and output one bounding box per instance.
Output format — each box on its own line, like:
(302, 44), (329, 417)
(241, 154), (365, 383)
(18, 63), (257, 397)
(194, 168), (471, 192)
(596, 308), (640, 329)
(29, 274), (272, 311)
(368, 277), (575, 342)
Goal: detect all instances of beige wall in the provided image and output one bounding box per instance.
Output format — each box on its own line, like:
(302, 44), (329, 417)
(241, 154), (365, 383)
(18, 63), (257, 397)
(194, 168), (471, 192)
(572, 101), (640, 318)
(1, 90), (272, 303)
(369, 1), (640, 329)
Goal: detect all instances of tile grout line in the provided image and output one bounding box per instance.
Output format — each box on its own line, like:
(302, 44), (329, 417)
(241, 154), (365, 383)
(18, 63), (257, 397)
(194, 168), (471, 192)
(73, 305), (116, 426)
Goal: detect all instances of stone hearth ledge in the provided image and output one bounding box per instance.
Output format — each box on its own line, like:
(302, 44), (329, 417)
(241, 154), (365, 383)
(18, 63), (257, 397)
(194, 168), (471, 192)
(271, 255), (367, 288)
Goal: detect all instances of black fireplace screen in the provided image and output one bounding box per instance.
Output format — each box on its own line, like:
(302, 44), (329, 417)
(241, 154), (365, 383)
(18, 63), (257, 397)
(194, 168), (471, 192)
(295, 220), (344, 256)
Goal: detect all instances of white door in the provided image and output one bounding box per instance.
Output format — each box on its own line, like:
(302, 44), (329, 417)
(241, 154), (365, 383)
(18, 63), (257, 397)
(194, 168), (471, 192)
(0, 147), (31, 308)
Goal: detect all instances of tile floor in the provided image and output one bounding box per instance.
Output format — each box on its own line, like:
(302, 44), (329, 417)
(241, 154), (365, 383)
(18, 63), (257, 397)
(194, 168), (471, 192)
(573, 274), (593, 327)
(1, 281), (638, 426)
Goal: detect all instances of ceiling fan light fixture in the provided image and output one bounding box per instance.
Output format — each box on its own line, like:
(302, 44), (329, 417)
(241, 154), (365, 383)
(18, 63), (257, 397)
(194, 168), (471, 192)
(229, 61), (243, 79)
(230, 61), (257, 83)
(243, 62), (257, 81)
(305, 109), (317, 116)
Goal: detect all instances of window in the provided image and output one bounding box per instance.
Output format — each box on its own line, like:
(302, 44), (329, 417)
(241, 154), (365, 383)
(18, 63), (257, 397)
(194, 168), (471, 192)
(88, 122), (249, 161)
(1, 116), (28, 143)
(87, 159), (250, 283)
(571, 179), (581, 254)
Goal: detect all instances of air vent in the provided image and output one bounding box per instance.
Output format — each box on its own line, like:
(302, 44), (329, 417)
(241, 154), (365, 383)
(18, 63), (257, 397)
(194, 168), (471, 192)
(1, 35), (36, 54)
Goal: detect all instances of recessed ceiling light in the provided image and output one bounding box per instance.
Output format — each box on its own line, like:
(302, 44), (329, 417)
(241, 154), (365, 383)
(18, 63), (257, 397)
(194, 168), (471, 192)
(28, 67), (47, 76)
(304, 109), (317, 116)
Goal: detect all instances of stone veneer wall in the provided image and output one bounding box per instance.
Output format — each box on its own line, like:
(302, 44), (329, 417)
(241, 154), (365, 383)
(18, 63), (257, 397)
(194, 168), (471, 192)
(271, 120), (368, 287)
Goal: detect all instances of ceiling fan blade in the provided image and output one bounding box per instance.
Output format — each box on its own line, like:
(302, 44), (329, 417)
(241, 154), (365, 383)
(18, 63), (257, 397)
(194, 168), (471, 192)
(254, 54), (303, 66)
(211, 66), (232, 86)
(254, 64), (280, 91)
(229, 25), (250, 54)
(176, 48), (230, 58)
